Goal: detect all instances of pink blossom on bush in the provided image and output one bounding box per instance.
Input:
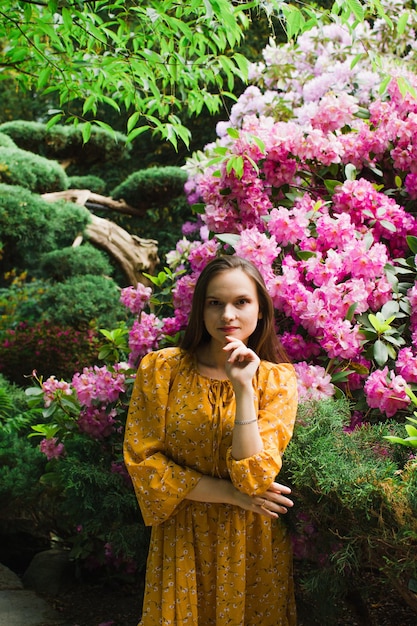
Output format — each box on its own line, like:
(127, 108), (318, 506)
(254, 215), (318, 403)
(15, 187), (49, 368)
(364, 367), (410, 418)
(78, 406), (117, 439)
(268, 206), (310, 247)
(72, 366), (126, 407)
(172, 273), (198, 321)
(187, 239), (220, 272)
(280, 332), (321, 361)
(405, 172), (417, 199)
(395, 347), (417, 384)
(234, 227), (280, 280)
(161, 314), (186, 338)
(293, 362), (335, 401)
(41, 376), (73, 407)
(120, 283), (152, 315)
(39, 437), (65, 460)
(128, 313), (163, 366)
(319, 319), (363, 360)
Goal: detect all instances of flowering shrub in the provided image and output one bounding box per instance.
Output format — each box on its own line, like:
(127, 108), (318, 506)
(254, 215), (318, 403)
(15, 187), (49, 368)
(0, 321), (101, 385)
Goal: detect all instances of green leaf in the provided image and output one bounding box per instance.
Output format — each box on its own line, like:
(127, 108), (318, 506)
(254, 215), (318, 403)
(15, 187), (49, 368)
(216, 233), (241, 249)
(344, 163), (357, 181)
(345, 303), (358, 321)
(227, 127), (239, 140)
(406, 235), (417, 254)
(81, 122), (92, 144)
(373, 339), (388, 366)
(296, 250), (317, 261)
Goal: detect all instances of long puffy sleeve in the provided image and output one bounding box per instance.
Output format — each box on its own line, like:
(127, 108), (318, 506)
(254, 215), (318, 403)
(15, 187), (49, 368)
(226, 362), (298, 496)
(123, 349), (202, 526)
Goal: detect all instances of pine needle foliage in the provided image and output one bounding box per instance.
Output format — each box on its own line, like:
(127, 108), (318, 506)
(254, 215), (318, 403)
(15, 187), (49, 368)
(282, 399), (417, 623)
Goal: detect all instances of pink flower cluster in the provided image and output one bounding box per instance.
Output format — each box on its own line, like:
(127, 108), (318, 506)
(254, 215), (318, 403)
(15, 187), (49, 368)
(128, 313), (163, 366)
(120, 283), (152, 315)
(41, 376), (73, 407)
(78, 405), (118, 439)
(72, 365), (126, 407)
(39, 437), (65, 460)
(173, 15), (417, 420)
(293, 362), (335, 401)
(364, 367), (410, 418)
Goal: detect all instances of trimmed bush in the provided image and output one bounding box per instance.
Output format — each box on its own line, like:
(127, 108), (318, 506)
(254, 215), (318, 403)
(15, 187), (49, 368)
(67, 175), (107, 195)
(282, 399), (417, 623)
(111, 166), (188, 210)
(39, 275), (126, 329)
(0, 184), (90, 276)
(0, 146), (68, 193)
(40, 244), (114, 281)
(0, 120), (131, 165)
(0, 132), (16, 148)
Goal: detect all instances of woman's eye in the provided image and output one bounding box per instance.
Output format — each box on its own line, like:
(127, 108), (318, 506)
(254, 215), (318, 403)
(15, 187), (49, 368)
(237, 299), (249, 305)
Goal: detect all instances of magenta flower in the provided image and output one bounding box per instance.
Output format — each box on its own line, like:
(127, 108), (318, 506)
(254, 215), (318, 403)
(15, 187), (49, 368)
(128, 313), (163, 366)
(294, 362), (335, 401)
(72, 366), (126, 407)
(364, 367), (410, 418)
(396, 348), (417, 384)
(77, 406), (117, 439)
(39, 437), (65, 460)
(41, 376), (73, 407)
(120, 283), (152, 315)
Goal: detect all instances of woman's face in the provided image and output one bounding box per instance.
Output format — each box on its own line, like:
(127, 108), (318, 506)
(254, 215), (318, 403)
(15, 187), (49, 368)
(203, 268), (261, 347)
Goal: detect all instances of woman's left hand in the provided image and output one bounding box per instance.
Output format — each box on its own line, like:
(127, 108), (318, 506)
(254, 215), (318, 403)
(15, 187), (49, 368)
(255, 482), (294, 518)
(223, 337), (260, 386)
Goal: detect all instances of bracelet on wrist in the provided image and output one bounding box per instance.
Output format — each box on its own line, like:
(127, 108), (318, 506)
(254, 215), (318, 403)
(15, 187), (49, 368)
(234, 418), (257, 425)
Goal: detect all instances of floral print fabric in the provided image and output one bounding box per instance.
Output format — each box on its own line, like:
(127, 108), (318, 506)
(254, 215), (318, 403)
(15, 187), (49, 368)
(124, 347), (298, 625)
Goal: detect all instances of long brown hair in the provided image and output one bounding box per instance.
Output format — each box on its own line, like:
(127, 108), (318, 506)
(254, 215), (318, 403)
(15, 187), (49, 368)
(180, 255), (290, 364)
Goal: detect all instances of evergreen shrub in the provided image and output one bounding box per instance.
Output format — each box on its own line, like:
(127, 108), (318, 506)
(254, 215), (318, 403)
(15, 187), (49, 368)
(39, 275), (126, 329)
(0, 147), (68, 193)
(40, 244), (113, 281)
(111, 166), (188, 210)
(67, 174), (107, 195)
(0, 132), (16, 148)
(283, 399), (417, 623)
(109, 166), (192, 259)
(0, 184), (90, 277)
(0, 375), (47, 527)
(0, 120), (131, 165)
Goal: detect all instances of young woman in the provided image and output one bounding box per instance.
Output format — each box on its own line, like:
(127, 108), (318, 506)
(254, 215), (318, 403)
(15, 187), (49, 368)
(124, 255), (298, 625)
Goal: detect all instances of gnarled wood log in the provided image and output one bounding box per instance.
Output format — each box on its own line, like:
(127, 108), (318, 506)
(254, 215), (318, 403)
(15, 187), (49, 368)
(42, 189), (146, 217)
(42, 190), (159, 285)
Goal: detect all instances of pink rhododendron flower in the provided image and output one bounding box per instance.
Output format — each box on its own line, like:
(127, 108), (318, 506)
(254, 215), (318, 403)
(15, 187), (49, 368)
(188, 239), (219, 272)
(41, 376), (73, 407)
(319, 319), (363, 360)
(234, 227), (280, 280)
(78, 406), (117, 439)
(39, 437), (65, 460)
(364, 367), (410, 417)
(128, 313), (163, 366)
(280, 332), (321, 361)
(120, 283), (152, 315)
(395, 347), (417, 384)
(72, 366), (126, 407)
(293, 362), (335, 401)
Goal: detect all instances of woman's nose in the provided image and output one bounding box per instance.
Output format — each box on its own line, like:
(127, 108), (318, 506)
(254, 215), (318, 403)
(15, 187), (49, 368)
(221, 304), (235, 320)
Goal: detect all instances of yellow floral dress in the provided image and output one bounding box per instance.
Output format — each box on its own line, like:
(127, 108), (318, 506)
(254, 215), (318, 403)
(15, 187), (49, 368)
(124, 347), (298, 626)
